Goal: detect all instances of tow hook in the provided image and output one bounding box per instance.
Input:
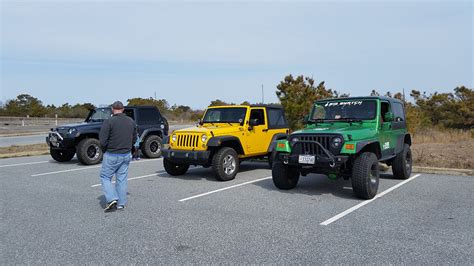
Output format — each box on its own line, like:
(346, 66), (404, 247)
(329, 160), (336, 168)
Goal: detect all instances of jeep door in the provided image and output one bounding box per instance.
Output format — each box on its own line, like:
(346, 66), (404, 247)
(379, 101), (397, 158)
(246, 108), (270, 155)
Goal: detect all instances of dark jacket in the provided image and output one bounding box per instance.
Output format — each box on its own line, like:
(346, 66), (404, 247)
(99, 113), (137, 154)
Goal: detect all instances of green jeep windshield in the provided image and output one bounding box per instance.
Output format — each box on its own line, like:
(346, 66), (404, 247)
(87, 108), (112, 122)
(203, 108), (247, 123)
(311, 100), (376, 121)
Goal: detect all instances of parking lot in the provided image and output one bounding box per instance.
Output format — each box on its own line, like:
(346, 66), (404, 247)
(1, 155), (473, 264)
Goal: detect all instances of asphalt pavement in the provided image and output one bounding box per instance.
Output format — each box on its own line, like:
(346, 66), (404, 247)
(1, 155), (472, 264)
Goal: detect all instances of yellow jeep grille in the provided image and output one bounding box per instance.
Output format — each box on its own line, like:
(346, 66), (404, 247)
(176, 134), (200, 149)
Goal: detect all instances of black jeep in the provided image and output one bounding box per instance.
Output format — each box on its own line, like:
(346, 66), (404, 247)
(46, 106), (168, 165)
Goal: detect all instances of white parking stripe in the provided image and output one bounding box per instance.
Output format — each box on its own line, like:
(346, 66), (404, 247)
(179, 176), (272, 202)
(90, 172), (164, 187)
(320, 174), (422, 226)
(0, 161), (49, 168)
(31, 158), (163, 177)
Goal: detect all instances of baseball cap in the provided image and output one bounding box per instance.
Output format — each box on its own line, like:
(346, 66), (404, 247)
(112, 101), (124, 110)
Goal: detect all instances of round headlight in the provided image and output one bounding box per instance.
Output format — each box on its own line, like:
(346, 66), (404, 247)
(68, 128), (77, 135)
(172, 134), (177, 142)
(201, 134), (208, 143)
(290, 137), (299, 145)
(332, 137), (343, 147)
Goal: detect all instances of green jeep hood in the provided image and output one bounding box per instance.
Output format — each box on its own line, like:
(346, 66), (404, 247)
(293, 122), (377, 141)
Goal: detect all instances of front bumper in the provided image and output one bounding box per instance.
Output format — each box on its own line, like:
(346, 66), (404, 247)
(276, 153), (349, 168)
(162, 149), (211, 165)
(46, 132), (75, 150)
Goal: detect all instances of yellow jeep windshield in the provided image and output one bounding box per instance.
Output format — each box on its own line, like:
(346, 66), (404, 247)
(203, 107), (247, 123)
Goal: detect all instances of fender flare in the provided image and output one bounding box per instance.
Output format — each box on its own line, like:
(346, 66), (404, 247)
(207, 136), (244, 154)
(356, 140), (382, 158)
(267, 133), (289, 152)
(141, 128), (164, 142)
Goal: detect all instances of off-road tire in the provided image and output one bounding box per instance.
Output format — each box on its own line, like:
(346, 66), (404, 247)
(50, 148), (75, 162)
(212, 147), (239, 181)
(351, 152), (379, 199)
(268, 149), (277, 169)
(76, 138), (103, 165)
(272, 161), (300, 190)
(141, 135), (162, 158)
(392, 143), (412, 179)
(163, 158), (189, 176)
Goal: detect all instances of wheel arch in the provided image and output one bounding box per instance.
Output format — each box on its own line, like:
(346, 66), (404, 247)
(267, 133), (289, 153)
(356, 141), (382, 159)
(207, 136), (244, 155)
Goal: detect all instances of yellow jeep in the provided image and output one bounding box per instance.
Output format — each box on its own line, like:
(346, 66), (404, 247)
(162, 105), (289, 181)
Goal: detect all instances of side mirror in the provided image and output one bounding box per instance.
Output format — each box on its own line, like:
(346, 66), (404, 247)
(197, 118), (203, 125)
(304, 115), (309, 124)
(384, 112), (394, 122)
(238, 118), (244, 126)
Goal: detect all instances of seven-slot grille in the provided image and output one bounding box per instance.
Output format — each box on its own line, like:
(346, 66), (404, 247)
(175, 134), (200, 149)
(292, 135), (334, 155)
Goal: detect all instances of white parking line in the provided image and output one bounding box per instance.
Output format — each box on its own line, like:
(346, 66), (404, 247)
(91, 172), (165, 187)
(0, 161), (49, 168)
(179, 176), (272, 202)
(320, 174), (422, 226)
(31, 158), (163, 177)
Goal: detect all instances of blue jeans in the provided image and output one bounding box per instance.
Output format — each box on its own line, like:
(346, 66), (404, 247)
(100, 152), (132, 206)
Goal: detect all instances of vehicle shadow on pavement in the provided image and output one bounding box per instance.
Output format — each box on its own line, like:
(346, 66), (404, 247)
(254, 174), (359, 200)
(156, 161), (271, 182)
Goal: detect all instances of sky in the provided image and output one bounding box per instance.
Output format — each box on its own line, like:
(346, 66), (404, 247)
(0, 0), (472, 109)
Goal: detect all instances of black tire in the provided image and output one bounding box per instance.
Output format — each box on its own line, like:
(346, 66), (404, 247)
(212, 147), (239, 181)
(76, 138), (103, 165)
(351, 152), (379, 199)
(392, 143), (412, 179)
(141, 135), (162, 158)
(163, 158), (189, 176)
(272, 161), (300, 190)
(50, 148), (75, 162)
(268, 149), (277, 169)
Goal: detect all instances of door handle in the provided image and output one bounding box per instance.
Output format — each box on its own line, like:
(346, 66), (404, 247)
(262, 129), (269, 132)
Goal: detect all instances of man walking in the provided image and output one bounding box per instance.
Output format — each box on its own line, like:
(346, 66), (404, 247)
(99, 101), (137, 212)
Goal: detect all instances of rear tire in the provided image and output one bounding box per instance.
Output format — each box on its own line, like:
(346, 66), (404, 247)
(272, 161), (299, 190)
(141, 135), (162, 158)
(212, 147), (239, 181)
(163, 158), (189, 176)
(392, 144), (412, 179)
(50, 149), (75, 162)
(76, 138), (103, 165)
(351, 152), (379, 199)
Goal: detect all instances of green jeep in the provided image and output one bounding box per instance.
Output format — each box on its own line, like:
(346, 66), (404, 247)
(272, 96), (412, 199)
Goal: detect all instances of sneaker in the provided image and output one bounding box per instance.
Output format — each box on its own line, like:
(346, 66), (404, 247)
(104, 200), (117, 212)
(117, 205), (125, 210)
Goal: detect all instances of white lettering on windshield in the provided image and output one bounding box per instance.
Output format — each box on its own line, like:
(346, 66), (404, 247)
(323, 101), (363, 107)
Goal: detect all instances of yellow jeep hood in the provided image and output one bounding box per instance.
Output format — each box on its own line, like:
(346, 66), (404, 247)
(172, 124), (242, 135)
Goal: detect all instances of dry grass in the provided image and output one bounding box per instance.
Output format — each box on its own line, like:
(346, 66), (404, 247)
(0, 143), (49, 158)
(411, 128), (474, 169)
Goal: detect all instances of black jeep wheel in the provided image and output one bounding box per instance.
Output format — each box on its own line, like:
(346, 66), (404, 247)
(163, 158), (189, 176)
(351, 152), (379, 199)
(392, 144), (412, 179)
(272, 161), (300, 190)
(50, 148), (75, 162)
(76, 138), (103, 165)
(141, 135), (162, 158)
(212, 147), (239, 181)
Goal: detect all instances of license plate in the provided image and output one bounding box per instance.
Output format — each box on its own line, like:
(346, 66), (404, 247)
(298, 155), (315, 164)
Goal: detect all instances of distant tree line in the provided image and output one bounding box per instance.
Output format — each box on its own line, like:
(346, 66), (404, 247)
(1, 77), (472, 133)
